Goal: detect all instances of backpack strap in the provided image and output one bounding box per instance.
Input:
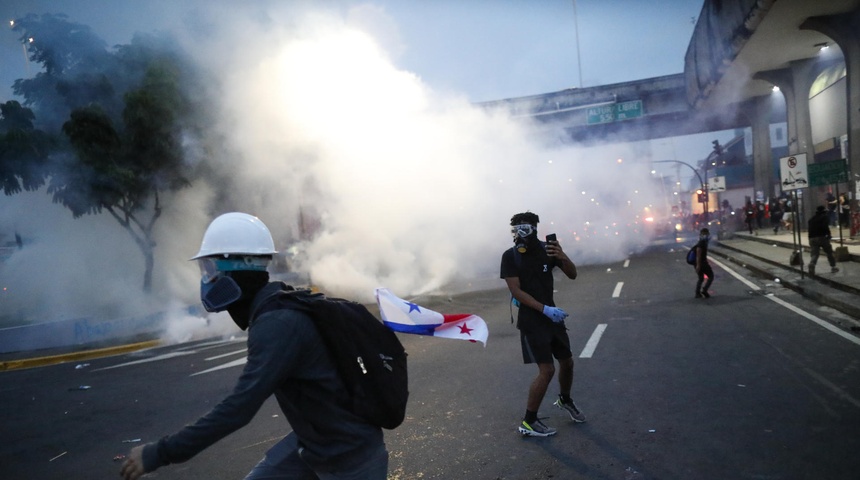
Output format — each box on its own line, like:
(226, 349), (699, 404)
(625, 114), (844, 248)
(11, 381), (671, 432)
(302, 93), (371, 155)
(250, 286), (319, 324)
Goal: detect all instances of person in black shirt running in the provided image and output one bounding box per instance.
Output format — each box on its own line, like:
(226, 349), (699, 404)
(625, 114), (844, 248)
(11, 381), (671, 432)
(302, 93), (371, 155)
(807, 205), (839, 276)
(694, 228), (714, 298)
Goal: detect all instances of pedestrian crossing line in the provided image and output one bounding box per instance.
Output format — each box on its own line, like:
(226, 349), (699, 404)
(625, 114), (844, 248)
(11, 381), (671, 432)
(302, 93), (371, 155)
(710, 257), (860, 347)
(623, 259), (630, 268)
(612, 282), (624, 298)
(579, 324), (608, 358)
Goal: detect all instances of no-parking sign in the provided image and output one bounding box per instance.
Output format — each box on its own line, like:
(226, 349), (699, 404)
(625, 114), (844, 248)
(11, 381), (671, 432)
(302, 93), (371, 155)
(779, 153), (808, 190)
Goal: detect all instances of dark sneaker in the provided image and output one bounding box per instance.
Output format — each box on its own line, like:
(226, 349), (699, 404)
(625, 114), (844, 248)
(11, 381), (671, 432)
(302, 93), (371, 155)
(554, 396), (586, 423)
(831, 267), (840, 273)
(695, 292), (703, 298)
(518, 419), (557, 437)
(702, 291), (710, 298)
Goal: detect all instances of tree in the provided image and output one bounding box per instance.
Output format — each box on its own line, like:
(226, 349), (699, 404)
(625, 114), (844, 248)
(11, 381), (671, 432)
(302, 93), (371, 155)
(56, 61), (190, 292)
(9, 14), (199, 293)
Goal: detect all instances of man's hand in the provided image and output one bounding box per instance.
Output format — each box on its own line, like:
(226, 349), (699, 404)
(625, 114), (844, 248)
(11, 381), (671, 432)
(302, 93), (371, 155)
(545, 241), (563, 257)
(542, 305), (568, 323)
(120, 445), (146, 480)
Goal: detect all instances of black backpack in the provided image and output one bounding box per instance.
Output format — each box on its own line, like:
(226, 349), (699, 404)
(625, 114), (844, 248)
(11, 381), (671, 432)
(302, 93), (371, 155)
(252, 289), (409, 430)
(686, 246), (697, 265)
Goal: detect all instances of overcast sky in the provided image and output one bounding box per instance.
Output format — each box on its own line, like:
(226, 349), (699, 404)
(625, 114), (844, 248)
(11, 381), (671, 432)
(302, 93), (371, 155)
(0, 0), (723, 170)
(1, 0), (704, 104)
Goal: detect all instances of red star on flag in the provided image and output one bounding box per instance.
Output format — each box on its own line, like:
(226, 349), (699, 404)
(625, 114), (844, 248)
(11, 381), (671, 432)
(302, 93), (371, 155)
(458, 322), (473, 336)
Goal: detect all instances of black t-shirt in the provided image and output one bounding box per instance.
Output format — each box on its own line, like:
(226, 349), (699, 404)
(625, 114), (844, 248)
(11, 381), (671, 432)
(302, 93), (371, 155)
(695, 238), (709, 263)
(500, 244), (560, 331)
(808, 212), (831, 238)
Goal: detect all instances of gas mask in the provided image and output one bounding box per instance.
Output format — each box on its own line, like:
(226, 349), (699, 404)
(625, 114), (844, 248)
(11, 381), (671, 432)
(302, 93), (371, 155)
(197, 257), (269, 313)
(201, 275), (242, 312)
(511, 223), (538, 253)
(700, 233), (710, 243)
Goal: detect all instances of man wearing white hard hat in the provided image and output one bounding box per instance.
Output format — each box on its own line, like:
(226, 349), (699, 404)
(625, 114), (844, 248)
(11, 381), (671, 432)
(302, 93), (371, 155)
(120, 212), (388, 480)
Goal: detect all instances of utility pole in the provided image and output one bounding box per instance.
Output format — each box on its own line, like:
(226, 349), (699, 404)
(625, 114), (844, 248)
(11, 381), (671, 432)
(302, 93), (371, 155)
(572, 0), (583, 88)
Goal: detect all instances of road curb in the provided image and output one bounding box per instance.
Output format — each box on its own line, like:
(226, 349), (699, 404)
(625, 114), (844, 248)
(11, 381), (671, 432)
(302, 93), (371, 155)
(0, 340), (161, 372)
(711, 245), (860, 320)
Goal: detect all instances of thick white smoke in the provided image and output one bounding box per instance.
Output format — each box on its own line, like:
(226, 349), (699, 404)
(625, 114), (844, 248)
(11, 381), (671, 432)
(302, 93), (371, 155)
(180, 7), (663, 302)
(0, 5), (663, 336)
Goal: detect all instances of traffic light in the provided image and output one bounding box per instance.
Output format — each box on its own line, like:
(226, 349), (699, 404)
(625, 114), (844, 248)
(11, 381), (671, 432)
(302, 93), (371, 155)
(712, 140), (723, 155)
(697, 189), (707, 203)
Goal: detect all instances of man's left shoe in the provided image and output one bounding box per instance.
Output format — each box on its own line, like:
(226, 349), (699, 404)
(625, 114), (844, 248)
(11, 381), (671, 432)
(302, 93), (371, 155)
(831, 267), (840, 273)
(554, 396), (586, 423)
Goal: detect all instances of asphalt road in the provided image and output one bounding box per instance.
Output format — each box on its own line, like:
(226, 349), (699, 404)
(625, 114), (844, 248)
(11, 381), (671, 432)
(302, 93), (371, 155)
(2, 241), (860, 480)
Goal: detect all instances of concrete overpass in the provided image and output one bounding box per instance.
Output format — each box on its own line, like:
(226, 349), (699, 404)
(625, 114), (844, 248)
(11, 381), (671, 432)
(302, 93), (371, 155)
(479, 0), (860, 224)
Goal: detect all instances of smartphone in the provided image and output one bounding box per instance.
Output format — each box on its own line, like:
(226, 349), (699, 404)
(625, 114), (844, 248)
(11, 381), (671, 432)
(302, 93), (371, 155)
(546, 233), (557, 243)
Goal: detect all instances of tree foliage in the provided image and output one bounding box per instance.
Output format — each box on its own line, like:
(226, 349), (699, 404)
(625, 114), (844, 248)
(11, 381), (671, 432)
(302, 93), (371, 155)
(12, 14), (119, 131)
(0, 101), (54, 195)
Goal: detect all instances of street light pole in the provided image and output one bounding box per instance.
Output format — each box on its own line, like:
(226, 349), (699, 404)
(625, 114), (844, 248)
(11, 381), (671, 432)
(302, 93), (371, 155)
(653, 160), (707, 220)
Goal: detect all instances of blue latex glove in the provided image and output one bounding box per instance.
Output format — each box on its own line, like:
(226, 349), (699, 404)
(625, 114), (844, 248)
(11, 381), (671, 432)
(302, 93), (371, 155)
(542, 305), (568, 323)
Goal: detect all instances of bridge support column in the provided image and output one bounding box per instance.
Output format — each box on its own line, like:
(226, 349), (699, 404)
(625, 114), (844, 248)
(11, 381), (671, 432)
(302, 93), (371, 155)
(802, 8), (860, 237)
(755, 57), (818, 223)
(750, 95), (775, 200)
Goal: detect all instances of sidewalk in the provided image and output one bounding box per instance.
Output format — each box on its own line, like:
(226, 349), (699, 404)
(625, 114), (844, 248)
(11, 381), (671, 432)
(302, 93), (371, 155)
(713, 228), (860, 320)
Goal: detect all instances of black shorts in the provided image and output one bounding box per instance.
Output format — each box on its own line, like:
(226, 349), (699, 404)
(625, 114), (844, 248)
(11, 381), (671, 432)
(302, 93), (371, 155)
(520, 324), (572, 364)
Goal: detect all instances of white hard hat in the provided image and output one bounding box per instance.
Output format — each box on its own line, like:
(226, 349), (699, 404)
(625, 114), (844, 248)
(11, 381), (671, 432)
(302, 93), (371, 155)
(191, 212), (278, 260)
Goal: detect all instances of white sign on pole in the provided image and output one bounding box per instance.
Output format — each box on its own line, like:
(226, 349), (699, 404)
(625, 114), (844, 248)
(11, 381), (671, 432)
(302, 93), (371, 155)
(708, 176), (726, 192)
(779, 153), (809, 191)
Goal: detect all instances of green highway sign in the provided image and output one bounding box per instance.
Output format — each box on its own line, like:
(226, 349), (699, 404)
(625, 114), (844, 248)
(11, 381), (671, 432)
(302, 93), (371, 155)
(586, 105), (615, 125)
(586, 100), (643, 125)
(615, 100), (643, 121)
(808, 159), (848, 187)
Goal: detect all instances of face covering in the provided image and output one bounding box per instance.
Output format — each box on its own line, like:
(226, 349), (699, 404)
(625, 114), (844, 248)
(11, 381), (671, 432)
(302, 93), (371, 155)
(511, 223), (538, 253)
(197, 257), (269, 313)
(700, 234), (710, 243)
(201, 275), (242, 312)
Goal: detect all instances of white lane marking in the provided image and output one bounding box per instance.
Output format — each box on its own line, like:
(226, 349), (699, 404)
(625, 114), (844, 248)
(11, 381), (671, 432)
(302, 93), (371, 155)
(623, 259), (630, 268)
(710, 257), (860, 347)
(191, 357), (247, 376)
(175, 338), (244, 352)
(579, 324), (608, 358)
(92, 351), (197, 371)
(612, 282), (624, 298)
(205, 349), (247, 361)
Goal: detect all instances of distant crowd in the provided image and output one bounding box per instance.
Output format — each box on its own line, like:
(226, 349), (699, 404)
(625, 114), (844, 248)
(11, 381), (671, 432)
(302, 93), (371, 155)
(682, 190), (852, 237)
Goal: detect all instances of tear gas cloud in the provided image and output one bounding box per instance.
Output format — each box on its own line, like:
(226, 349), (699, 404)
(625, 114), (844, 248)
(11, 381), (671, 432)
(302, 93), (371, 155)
(0, 5), (663, 333)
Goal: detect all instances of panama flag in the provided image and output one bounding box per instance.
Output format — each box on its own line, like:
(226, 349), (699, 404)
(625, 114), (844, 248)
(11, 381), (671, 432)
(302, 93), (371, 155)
(375, 288), (489, 346)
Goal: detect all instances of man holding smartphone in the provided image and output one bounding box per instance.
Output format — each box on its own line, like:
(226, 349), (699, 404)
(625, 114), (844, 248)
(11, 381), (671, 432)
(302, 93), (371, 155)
(499, 211), (585, 437)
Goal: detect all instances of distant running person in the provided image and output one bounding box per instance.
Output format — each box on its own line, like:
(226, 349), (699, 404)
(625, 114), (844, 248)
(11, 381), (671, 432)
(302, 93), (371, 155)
(807, 205), (839, 276)
(694, 228), (714, 298)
